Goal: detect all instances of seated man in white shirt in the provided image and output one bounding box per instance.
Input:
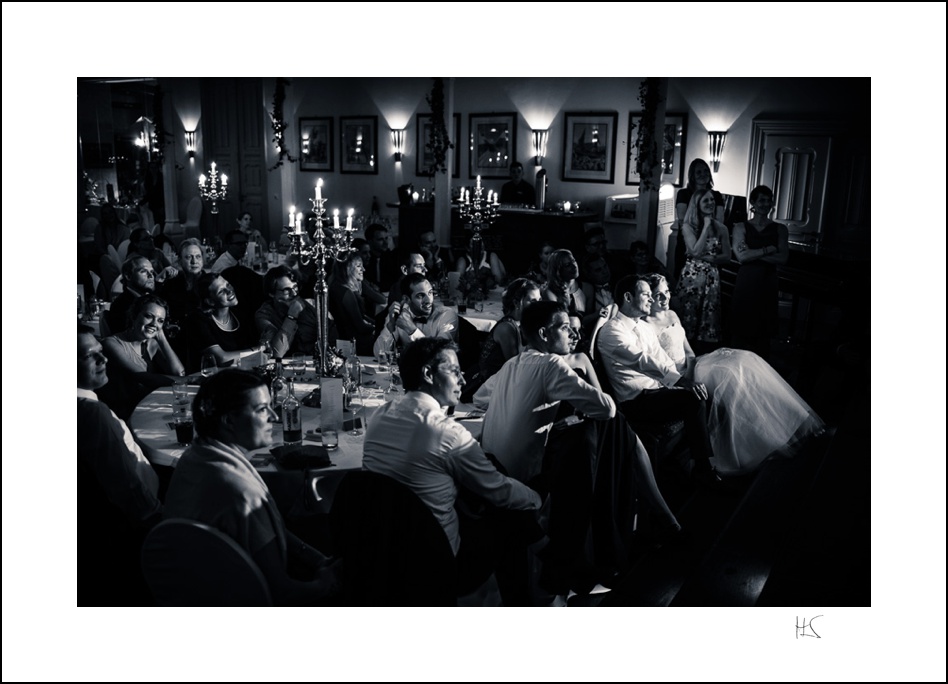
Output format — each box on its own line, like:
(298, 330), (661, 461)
(596, 275), (722, 485)
(475, 301), (680, 592)
(372, 273), (458, 359)
(209, 229), (247, 273)
(78, 323), (162, 605)
(362, 337), (543, 605)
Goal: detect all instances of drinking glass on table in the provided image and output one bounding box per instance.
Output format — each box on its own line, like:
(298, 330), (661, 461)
(291, 353), (306, 379)
(200, 353), (218, 379)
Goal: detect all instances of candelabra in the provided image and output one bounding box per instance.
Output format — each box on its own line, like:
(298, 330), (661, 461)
(456, 175), (500, 273)
(286, 179), (356, 375)
(198, 161), (228, 214)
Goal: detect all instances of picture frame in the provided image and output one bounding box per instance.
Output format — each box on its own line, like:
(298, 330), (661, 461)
(562, 112), (618, 183)
(416, 113), (460, 177)
(339, 115), (378, 174)
(298, 117), (333, 172)
(469, 112), (516, 179)
(626, 112), (687, 186)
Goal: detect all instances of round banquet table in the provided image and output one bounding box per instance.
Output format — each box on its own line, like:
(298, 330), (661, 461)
(128, 357), (484, 514)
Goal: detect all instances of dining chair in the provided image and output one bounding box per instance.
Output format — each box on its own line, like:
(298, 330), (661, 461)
(329, 470), (457, 606)
(141, 518), (273, 606)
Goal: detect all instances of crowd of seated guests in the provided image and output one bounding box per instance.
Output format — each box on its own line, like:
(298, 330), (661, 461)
(80, 177), (825, 606)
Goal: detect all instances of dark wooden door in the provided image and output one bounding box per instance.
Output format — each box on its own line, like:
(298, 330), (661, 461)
(201, 78), (267, 242)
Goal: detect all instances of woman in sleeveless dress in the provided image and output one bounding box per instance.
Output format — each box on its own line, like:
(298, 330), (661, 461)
(645, 274), (823, 475)
(730, 184), (789, 360)
(672, 188), (730, 346)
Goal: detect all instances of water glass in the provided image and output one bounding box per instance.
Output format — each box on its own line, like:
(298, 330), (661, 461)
(322, 428), (339, 450)
(172, 377), (190, 409)
(291, 353), (306, 379)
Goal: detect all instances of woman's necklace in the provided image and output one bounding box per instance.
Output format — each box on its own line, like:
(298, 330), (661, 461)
(211, 309), (238, 331)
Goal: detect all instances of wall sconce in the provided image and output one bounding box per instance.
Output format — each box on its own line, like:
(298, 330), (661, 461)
(391, 129), (406, 162)
(185, 130), (196, 159)
(532, 129), (549, 166)
(708, 131), (727, 172)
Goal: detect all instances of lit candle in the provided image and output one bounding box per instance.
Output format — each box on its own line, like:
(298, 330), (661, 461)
(316, 178), (323, 200)
(295, 212), (303, 233)
(333, 209), (340, 229)
(289, 206), (296, 228)
(563, 201), (571, 213)
(199, 174), (207, 188)
(412, 191), (419, 203)
(221, 174), (227, 187)
(487, 190), (493, 203)
(459, 187), (465, 203)
(346, 209), (354, 231)
(476, 175), (481, 189)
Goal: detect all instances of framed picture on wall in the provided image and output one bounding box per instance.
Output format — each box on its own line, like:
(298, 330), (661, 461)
(416, 113), (460, 177)
(340, 115), (378, 174)
(562, 112), (618, 183)
(469, 112), (516, 179)
(626, 113), (687, 186)
(299, 117), (333, 172)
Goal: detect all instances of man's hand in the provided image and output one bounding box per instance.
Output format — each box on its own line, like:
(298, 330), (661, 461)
(675, 376), (708, 400)
(287, 297), (306, 319)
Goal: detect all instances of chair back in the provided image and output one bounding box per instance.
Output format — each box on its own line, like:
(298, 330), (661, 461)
(141, 518), (273, 606)
(117, 239), (130, 263)
(79, 216), (99, 243)
(329, 470), (457, 606)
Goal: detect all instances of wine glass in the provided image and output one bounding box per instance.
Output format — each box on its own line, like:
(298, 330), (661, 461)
(200, 353), (218, 379)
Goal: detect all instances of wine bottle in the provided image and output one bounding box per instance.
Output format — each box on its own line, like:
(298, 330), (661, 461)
(282, 378), (302, 445)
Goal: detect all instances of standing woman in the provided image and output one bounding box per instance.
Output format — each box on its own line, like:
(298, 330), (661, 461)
(730, 185), (788, 359)
(673, 159), (724, 286)
(673, 188), (731, 347)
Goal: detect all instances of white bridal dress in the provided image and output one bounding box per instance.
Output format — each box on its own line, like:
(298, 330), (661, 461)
(656, 322), (824, 475)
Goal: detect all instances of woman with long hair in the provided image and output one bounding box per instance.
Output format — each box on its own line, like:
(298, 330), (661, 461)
(327, 251), (376, 355)
(540, 249), (586, 318)
(672, 188), (730, 346)
(673, 159), (724, 285)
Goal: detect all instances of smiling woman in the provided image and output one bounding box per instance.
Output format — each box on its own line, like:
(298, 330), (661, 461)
(184, 273), (261, 372)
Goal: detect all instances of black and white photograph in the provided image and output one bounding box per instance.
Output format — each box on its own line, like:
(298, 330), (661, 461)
(6, 3), (945, 683)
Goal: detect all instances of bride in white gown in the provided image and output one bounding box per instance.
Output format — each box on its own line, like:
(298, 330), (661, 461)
(643, 274), (824, 475)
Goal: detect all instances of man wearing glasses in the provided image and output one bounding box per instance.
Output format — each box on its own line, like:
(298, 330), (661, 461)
(255, 265), (322, 358)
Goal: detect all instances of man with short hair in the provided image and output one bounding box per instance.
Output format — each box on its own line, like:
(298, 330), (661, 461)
(78, 324), (162, 604)
(163, 369), (339, 605)
(499, 160), (536, 206)
(364, 223), (398, 292)
(210, 229), (248, 274)
(417, 231), (453, 282)
(363, 338), (542, 603)
(596, 275), (722, 484)
(478, 300), (616, 484)
(107, 255), (156, 333)
(387, 251), (428, 306)
(372, 273), (458, 358)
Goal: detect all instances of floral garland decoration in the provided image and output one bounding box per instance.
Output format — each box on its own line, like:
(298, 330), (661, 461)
(424, 77), (454, 176)
(632, 78), (662, 191)
(269, 78), (298, 171)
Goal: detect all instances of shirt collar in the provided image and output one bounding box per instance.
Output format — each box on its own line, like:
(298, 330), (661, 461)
(77, 387), (98, 400)
(403, 390), (448, 413)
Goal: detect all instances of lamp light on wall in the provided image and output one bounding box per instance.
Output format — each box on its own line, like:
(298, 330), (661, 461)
(391, 129), (406, 162)
(185, 130), (196, 159)
(532, 129), (549, 166)
(708, 131), (728, 172)
(198, 161), (228, 214)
